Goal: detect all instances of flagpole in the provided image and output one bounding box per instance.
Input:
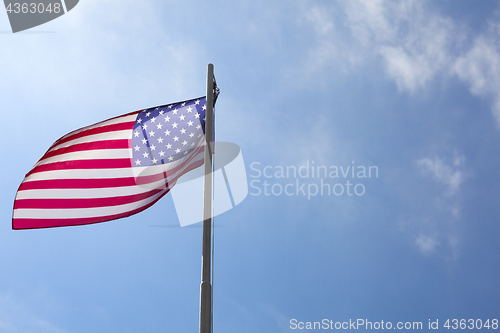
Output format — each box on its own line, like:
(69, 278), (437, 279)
(200, 63), (214, 333)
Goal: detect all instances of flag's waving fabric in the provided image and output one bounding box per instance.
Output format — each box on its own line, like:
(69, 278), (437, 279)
(13, 97), (207, 229)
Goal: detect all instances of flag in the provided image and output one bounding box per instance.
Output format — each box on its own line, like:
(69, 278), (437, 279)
(12, 97), (208, 229)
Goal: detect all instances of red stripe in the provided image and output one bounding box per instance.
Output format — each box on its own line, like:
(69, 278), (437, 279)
(42, 139), (131, 160)
(47, 122), (135, 152)
(14, 188), (166, 209)
(26, 159), (133, 177)
(12, 189), (168, 229)
(18, 174), (161, 190)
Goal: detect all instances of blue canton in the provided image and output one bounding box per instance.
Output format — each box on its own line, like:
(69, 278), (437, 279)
(132, 97), (207, 167)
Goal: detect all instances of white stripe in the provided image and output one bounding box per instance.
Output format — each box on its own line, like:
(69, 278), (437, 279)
(34, 149), (132, 167)
(48, 130), (132, 153)
(13, 192), (165, 219)
(23, 168), (136, 181)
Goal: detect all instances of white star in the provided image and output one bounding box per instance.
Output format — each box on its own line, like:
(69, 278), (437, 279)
(187, 121), (193, 126)
(159, 110), (164, 115)
(151, 117), (156, 123)
(180, 128), (186, 134)
(137, 118), (143, 123)
(135, 159), (141, 165)
(150, 145), (156, 151)
(191, 142), (195, 146)
(203, 117), (206, 121)
(159, 151), (165, 157)
(172, 122), (178, 128)
(198, 133), (202, 137)
(196, 125), (201, 130)
(182, 140), (188, 146)
(142, 138), (148, 144)
(172, 108), (178, 115)
(168, 156), (174, 161)
(149, 130), (155, 137)
(142, 123), (148, 130)
(195, 100), (200, 105)
(187, 106), (193, 113)
(173, 136), (179, 142)
(165, 130), (171, 136)
(157, 123), (163, 129)
(134, 131), (140, 137)
(184, 151), (188, 155)
(152, 158), (158, 164)
(175, 148), (181, 153)
(143, 152), (149, 158)
(168, 105), (172, 108)
(164, 115), (170, 122)
(202, 105), (206, 110)
(157, 137), (163, 143)
(189, 133), (194, 138)
(181, 102), (186, 107)
(179, 115), (186, 121)
(134, 145), (140, 151)
(146, 111), (151, 117)
(166, 143), (172, 149)
(195, 113), (200, 119)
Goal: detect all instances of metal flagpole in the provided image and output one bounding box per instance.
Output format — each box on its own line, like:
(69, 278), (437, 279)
(200, 63), (215, 333)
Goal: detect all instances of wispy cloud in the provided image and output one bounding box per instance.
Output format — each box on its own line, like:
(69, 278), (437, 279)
(454, 22), (500, 124)
(412, 153), (467, 258)
(301, 0), (500, 124)
(0, 294), (69, 333)
(415, 234), (439, 256)
(417, 155), (465, 196)
(301, 0), (454, 92)
(261, 303), (290, 333)
(345, 0), (453, 92)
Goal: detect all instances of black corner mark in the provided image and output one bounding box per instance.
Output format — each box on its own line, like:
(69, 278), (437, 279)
(3, 0), (79, 33)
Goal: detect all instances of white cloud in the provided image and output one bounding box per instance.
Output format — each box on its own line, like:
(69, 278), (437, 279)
(305, 6), (335, 36)
(302, 0), (454, 92)
(346, 0), (455, 92)
(411, 153), (467, 259)
(415, 234), (439, 255)
(454, 23), (500, 124)
(417, 155), (465, 196)
(301, 1), (500, 124)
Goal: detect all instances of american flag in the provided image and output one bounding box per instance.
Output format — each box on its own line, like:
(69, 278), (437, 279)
(12, 97), (208, 229)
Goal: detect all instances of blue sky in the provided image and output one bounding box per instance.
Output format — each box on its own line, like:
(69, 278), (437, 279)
(1, 0), (500, 332)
